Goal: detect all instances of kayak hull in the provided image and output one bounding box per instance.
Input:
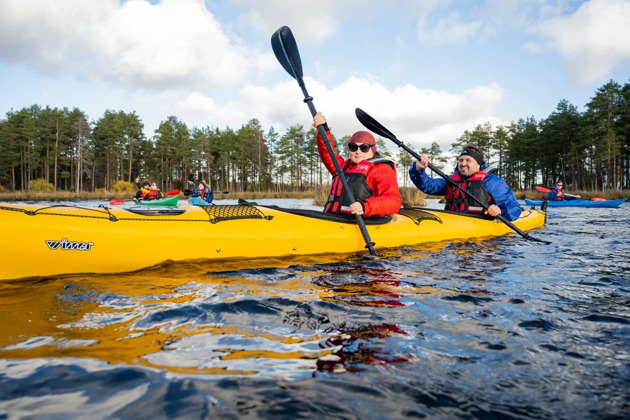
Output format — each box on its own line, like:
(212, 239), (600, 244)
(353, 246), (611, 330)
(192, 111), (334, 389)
(136, 195), (178, 206)
(0, 203), (545, 280)
(525, 198), (626, 208)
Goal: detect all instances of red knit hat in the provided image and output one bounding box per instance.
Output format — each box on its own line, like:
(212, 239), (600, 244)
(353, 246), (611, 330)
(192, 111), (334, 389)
(349, 131), (376, 145)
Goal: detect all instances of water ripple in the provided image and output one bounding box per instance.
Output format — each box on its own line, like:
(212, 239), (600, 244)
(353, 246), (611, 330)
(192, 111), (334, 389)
(1, 200), (629, 418)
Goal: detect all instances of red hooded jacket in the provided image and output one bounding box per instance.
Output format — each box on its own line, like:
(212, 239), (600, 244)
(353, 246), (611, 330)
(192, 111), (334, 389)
(317, 130), (402, 217)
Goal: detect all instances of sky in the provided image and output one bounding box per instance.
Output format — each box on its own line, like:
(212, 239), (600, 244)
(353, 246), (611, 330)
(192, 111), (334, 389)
(1, 0), (630, 162)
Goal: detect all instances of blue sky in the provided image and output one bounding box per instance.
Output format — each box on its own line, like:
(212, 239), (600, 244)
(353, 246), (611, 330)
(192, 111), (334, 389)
(1, 0), (629, 160)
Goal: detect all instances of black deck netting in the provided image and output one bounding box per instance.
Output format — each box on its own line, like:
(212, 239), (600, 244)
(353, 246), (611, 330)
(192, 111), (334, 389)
(202, 204), (269, 224)
(397, 208), (443, 225)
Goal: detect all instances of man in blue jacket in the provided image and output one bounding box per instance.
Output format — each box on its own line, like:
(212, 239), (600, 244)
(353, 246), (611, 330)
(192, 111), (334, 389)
(409, 145), (521, 221)
(191, 180), (214, 204)
(547, 181), (580, 201)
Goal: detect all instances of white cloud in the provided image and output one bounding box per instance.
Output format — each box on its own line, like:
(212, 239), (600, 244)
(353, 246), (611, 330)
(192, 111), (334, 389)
(417, 11), (483, 46)
(173, 80), (306, 132)
(172, 74), (505, 160)
(236, 0), (345, 44)
(4, 0), (596, 163)
(0, 0), (273, 90)
(535, 0), (630, 84)
(235, 0), (449, 44)
(522, 41), (543, 54)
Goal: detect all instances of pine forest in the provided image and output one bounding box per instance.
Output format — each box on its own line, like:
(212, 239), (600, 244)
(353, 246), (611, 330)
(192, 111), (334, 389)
(1, 80), (628, 194)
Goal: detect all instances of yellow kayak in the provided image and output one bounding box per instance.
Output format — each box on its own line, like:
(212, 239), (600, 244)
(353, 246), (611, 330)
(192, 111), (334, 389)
(0, 202), (545, 280)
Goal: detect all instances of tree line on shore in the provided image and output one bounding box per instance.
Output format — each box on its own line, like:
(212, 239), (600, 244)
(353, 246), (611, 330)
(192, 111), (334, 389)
(0, 79), (628, 194)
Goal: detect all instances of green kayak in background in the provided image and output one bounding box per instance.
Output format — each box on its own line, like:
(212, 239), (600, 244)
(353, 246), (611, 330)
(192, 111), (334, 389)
(137, 195), (178, 206)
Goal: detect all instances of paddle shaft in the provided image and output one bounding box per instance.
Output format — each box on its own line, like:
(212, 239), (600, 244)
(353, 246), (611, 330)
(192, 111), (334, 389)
(186, 180), (223, 193)
(537, 186), (580, 198)
(272, 26), (377, 256)
(305, 100), (377, 254)
(355, 108), (550, 244)
(183, 189), (228, 196)
(405, 141), (542, 240)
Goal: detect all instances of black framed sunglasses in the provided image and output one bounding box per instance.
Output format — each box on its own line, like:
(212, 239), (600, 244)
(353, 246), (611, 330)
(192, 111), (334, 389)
(348, 142), (372, 153)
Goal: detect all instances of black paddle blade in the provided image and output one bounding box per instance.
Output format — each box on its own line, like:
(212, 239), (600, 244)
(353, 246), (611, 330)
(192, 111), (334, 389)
(355, 108), (398, 142)
(526, 234), (552, 245)
(271, 26), (303, 80)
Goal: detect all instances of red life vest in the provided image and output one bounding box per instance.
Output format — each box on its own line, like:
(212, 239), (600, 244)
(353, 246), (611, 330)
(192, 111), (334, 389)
(145, 189), (161, 200)
(193, 188), (208, 200)
(552, 188), (565, 200)
(325, 157), (395, 214)
(138, 188), (150, 199)
(445, 171), (493, 214)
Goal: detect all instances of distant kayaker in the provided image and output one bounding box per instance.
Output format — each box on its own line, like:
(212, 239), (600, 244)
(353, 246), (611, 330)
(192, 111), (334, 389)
(191, 180), (213, 203)
(312, 112), (402, 217)
(409, 145), (522, 221)
(134, 177), (151, 201)
(548, 181), (580, 201)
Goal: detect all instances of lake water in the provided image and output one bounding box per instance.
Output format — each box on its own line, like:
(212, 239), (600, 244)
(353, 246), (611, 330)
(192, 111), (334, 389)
(0, 199), (628, 419)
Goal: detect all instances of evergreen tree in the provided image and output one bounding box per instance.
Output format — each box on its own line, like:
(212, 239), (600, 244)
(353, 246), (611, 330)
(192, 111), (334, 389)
(583, 80), (624, 189)
(396, 143), (414, 187)
(1, 78), (629, 193)
(153, 115), (189, 189)
(419, 141), (446, 178)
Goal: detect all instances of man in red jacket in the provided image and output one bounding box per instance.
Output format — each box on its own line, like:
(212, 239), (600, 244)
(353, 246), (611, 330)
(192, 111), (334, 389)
(313, 112), (402, 217)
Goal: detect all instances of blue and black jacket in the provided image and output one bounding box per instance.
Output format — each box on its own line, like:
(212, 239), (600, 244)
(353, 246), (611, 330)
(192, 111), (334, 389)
(409, 162), (522, 221)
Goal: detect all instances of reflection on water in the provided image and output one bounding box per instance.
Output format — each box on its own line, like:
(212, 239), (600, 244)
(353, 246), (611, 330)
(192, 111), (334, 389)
(0, 200), (628, 418)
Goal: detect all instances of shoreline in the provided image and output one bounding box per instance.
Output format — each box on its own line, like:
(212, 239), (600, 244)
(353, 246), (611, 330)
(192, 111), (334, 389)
(0, 188), (627, 203)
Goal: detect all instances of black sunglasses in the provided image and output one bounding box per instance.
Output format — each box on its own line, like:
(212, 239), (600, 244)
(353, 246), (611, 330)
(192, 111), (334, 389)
(348, 142), (372, 153)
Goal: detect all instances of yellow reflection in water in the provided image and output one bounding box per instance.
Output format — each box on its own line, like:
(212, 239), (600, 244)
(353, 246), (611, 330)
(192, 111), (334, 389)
(0, 255), (353, 375)
(0, 242), (491, 376)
